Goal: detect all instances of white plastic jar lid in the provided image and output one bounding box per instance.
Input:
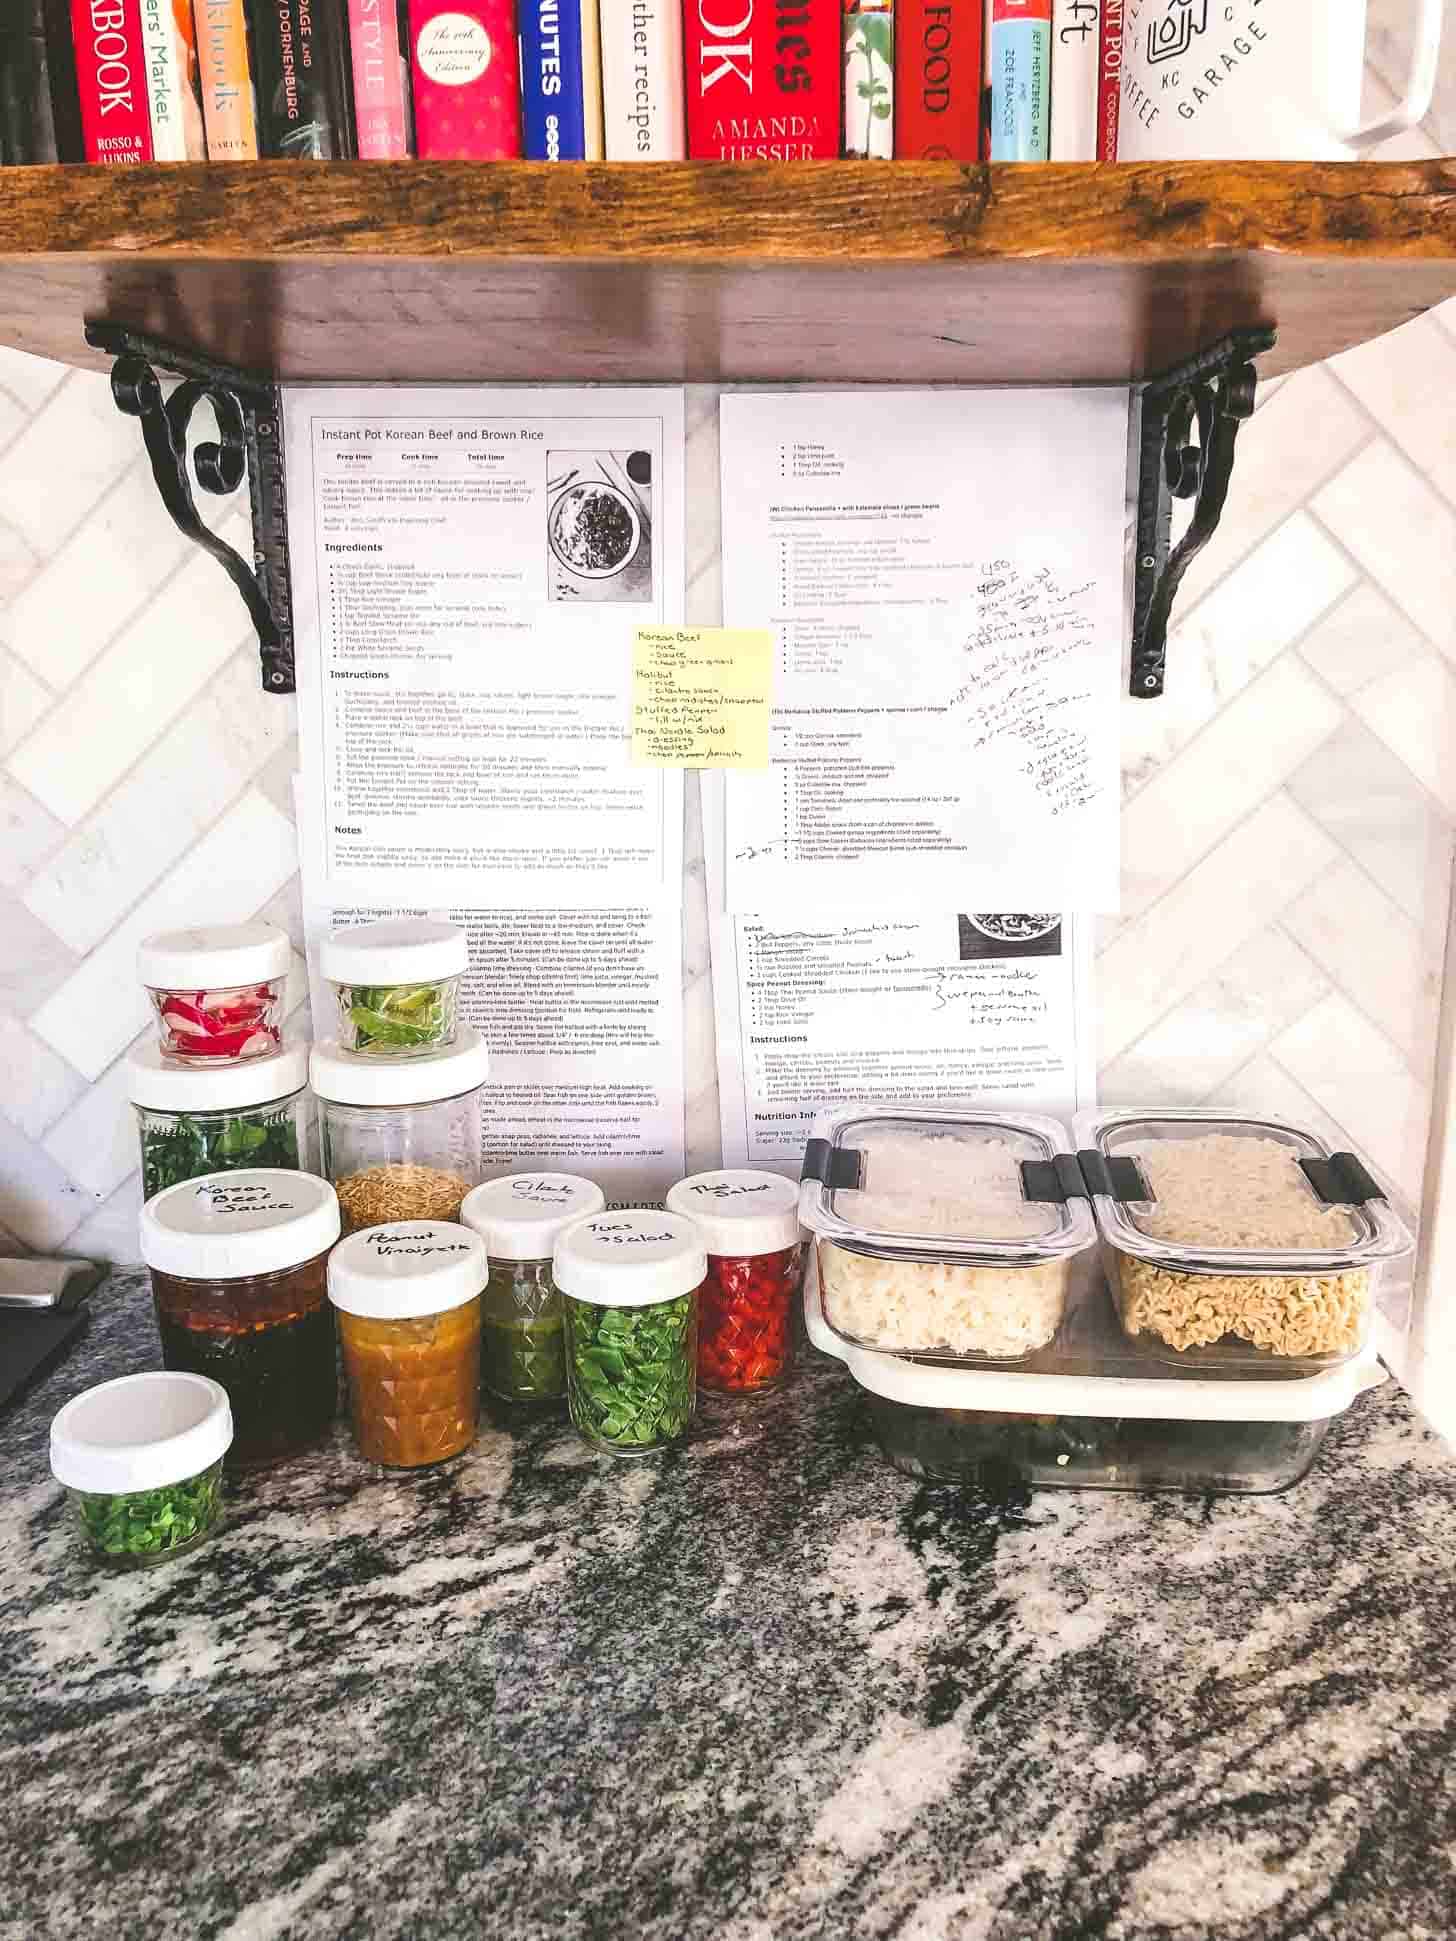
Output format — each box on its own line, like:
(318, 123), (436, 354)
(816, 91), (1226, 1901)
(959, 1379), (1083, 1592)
(665, 1169), (802, 1256)
(553, 1209), (707, 1309)
(137, 922), (291, 990)
(328, 1220), (486, 1319)
(320, 918), (468, 986)
(50, 1370), (233, 1493)
(140, 1169), (341, 1280)
(460, 1172), (607, 1260)
(309, 1026), (488, 1106)
(127, 1041), (310, 1112)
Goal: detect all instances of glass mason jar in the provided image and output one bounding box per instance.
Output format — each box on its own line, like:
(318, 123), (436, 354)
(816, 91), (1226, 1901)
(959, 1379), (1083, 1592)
(320, 918), (468, 1059)
(137, 921), (291, 1063)
(554, 1210), (705, 1457)
(50, 1371), (233, 1570)
(329, 1221), (486, 1467)
(311, 1030), (487, 1235)
(140, 1170), (342, 1468)
(460, 1172), (606, 1402)
(666, 1169), (804, 1396)
(128, 1042), (312, 1200)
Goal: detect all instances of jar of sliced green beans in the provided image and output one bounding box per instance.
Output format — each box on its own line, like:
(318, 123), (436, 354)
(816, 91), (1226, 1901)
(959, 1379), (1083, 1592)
(460, 1172), (607, 1402)
(554, 1210), (706, 1456)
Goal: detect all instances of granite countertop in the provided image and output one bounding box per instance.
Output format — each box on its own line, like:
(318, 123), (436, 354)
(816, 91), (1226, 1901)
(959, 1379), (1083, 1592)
(3, 1271), (1456, 1941)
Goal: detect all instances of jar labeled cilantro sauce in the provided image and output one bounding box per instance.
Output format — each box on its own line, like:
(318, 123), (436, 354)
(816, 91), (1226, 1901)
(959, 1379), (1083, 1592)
(666, 1169), (803, 1397)
(460, 1172), (606, 1402)
(555, 1210), (705, 1457)
(140, 1170), (341, 1468)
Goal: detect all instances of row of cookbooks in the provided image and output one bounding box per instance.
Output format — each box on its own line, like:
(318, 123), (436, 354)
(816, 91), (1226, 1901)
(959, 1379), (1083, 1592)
(2, 0), (1125, 167)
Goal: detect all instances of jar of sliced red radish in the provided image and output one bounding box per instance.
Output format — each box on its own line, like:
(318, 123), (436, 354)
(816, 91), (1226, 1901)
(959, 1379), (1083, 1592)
(138, 924), (291, 1065)
(666, 1169), (803, 1397)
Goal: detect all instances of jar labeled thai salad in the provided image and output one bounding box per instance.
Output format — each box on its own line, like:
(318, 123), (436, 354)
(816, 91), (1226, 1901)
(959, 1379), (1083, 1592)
(50, 1371), (233, 1569)
(554, 1210), (706, 1457)
(328, 1221), (486, 1468)
(140, 1169), (341, 1467)
(666, 1169), (802, 1396)
(320, 918), (467, 1059)
(460, 1172), (606, 1402)
(128, 1042), (311, 1200)
(312, 1029), (487, 1235)
(137, 922), (291, 1063)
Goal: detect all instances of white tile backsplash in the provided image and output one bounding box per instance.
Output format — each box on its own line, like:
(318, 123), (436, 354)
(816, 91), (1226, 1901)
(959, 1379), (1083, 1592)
(1313, 439), (1456, 662)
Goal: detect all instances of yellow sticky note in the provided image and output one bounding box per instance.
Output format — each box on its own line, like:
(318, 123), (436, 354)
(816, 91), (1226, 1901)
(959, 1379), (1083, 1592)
(631, 626), (773, 769)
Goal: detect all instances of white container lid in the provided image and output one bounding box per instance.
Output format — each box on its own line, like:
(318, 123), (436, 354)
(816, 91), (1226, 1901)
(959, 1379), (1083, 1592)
(553, 1209), (707, 1309)
(50, 1371), (233, 1493)
(460, 1172), (606, 1260)
(328, 1220), (486, 1318)
(320, 918), (467, 985)
(140, 1169), (341, 1279)
(127, 1040), (310, 1112)
(309, 1027), (488, 1106)
(137, 922), (290, 990)
(666, 1169), (801, 1255)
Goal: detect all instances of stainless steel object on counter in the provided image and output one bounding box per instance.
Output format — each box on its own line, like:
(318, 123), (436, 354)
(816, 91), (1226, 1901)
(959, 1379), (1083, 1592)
(0, 1257), (105, 1311)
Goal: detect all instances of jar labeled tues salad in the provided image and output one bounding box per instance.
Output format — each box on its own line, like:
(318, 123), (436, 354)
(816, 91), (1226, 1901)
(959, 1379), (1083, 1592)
(460, 1172), (606, 1402)
(128, 1042), (311, 1199)
(137, 922), (291, 1063)
(320, 919), (467, 1059)
(554, 1210), (706, 1457)
(665, 1169), (802, 1396)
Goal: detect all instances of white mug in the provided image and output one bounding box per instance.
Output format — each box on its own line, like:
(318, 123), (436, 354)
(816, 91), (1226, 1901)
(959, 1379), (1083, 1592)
(1117, 0), (1445, 160)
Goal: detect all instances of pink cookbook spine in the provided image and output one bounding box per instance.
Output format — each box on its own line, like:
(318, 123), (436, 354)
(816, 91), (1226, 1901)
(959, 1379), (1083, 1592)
(407, 0), (522, 158)
(348, 0), (412, 156)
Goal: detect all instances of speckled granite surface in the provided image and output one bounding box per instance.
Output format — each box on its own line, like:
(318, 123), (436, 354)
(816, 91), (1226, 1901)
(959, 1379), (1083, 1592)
(3, 1269), (1455, 1941)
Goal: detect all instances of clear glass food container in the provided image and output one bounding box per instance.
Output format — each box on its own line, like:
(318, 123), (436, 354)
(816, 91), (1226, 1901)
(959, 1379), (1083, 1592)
(312, 1030), (487, 1235)
(140, 1170), (342, 1468)
(50, 1371), (233, 1568)
(666, 1169), (803, 1397)
(128, 1041), (312, 1199)
(460, 1172), (607, 1402)
(320, 918), (467, 1059)
(329, 1221), (486, 1467)
(1079, 1111), (1413, 1374)
(799, 1109), (1096, 1364)
(137, 922), (291, 1063)
(554, 1210), (705, 1457)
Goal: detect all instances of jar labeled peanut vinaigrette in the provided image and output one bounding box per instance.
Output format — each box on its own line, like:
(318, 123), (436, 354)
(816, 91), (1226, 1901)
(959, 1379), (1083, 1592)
(460, 1173), (606, 1402)
(666, 1169), (803, 1396)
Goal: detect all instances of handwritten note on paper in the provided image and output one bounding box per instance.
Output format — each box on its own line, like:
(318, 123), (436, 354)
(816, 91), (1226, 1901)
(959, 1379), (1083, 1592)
(631, 627), (773, 769)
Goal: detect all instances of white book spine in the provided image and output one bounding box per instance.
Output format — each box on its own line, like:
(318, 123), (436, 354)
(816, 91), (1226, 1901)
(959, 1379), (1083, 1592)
(580, 0), (606, 160)
(139, 0), (189, 161)
(600, 0), (686, 159)
(1049, 0), (1099, 160)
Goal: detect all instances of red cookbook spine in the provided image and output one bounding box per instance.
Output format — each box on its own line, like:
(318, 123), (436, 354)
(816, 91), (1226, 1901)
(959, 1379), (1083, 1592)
(407, 0), (522, 157)
(69, 0), (154, 163)
(895, 0), (980, 159)
(1094, 0), (1120, 158)
(684, 0), (839, 160)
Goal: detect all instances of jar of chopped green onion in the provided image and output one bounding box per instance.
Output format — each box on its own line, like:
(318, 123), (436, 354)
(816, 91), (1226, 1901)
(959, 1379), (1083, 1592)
(321, 918), (467, 1059)
(461, 1172), (607, 1402)
(554, 1210), (705, 1456)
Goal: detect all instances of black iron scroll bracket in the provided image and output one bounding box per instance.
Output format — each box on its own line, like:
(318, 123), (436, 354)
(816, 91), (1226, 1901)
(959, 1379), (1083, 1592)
(1131, 324), (1277, 699)
(82, 323), (294, 694)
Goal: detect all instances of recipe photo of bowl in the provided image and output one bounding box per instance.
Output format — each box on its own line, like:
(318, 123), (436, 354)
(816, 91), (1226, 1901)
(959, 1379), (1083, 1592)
(546, 451), (653, 604)
(957, 913), (1063, 961)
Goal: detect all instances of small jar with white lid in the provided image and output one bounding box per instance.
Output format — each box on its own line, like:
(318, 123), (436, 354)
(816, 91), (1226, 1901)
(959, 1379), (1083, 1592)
(312, 1029), (487, 1234)
(321, 918), (468, 1059)
(460, 1172), (606, 1402)
(50, 1371), (233, 1569)
(555, 1210), (706, 1456)
(666, 1169), (803, 1397)
(128, 1041), (312, 1199)
(140, 1169), (341, 1468)
(138, 922), (291, 1064)
(329, 1221), (486, 1468)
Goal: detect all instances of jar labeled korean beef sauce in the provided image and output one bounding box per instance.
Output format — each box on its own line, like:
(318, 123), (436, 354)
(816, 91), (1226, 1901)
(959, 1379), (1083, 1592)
(140, 1169), (341, 1468)
(329, 1221), (486, 1468)
(667, 1169), (803, 1396)
(460, 1172), (606, 1403)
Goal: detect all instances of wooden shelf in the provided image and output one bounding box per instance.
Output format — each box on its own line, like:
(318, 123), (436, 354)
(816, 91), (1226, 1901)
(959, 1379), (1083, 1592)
(0, 158), (1453, 385)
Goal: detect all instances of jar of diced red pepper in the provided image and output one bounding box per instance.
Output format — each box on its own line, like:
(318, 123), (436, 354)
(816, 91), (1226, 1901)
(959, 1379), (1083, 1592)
(666, 1169), (803, 1397)
(137, 923), (291, 1064)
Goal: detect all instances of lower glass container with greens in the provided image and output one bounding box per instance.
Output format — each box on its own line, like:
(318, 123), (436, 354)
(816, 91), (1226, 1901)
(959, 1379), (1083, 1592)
(554, 1209), (705, 1456)
(128, 1042), (311, 1199)
(461, 1172), (607, 1402)
(50, 1370), (233, 1569)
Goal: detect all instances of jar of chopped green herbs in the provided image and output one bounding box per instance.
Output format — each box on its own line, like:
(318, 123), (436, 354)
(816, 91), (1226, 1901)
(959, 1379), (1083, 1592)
(320, 918), (467, 1059)
(128, 1042), (311, 1199)
(461, 1172), (607, 1402)
(554, 1210), (705, 1456)
(50, 1371), (232, 1570)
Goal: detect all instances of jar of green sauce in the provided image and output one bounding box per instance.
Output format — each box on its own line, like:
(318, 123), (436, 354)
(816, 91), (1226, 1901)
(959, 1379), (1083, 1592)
(128, 1042), (312, 1199)
(460, 1172), (606, 1402)
(554, 1210), (705, 1457)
